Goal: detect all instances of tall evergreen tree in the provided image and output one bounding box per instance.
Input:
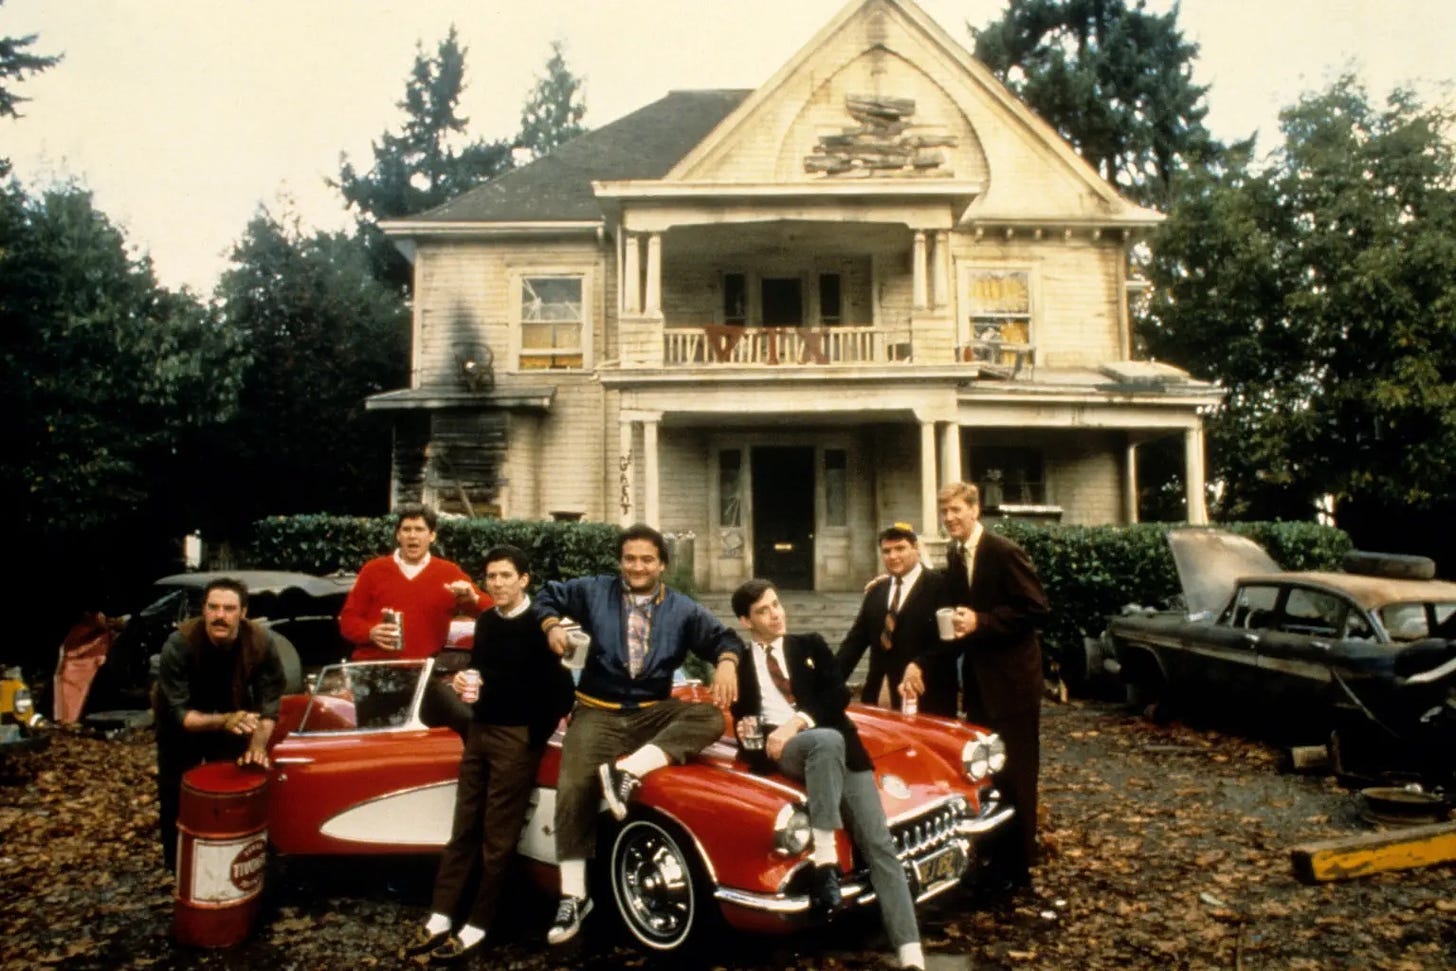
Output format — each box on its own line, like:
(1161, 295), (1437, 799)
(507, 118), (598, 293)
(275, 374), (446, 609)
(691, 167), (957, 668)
(516, 40), (587, 160)
(333, 27), (512, 292)
(972, 0), (1234, 208)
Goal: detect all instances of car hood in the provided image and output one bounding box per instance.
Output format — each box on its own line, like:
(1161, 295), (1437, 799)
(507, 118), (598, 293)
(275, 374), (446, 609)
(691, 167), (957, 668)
(1167, 529), (1281, 617)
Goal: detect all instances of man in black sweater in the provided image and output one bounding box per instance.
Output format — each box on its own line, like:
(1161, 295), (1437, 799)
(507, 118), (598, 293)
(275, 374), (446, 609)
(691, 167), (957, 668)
(407, 546), (575, 964)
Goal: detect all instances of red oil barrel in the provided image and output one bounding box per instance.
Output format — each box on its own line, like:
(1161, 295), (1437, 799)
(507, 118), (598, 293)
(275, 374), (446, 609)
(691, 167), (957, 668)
(174, 762), (270, 947)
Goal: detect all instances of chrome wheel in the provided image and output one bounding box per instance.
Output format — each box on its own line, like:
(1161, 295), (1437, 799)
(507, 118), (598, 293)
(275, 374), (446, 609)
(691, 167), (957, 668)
(609, 818), (698, 951)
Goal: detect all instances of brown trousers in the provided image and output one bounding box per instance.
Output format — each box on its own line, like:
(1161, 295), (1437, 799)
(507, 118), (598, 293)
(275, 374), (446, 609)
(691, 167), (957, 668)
(431, 723), (542, 928)
(553, 699), (726, 860)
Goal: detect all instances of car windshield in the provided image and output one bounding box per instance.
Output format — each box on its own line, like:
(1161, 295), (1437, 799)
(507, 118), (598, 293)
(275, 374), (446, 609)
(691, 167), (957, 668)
(298, 660), (431, 733)
(1377, 602), (1456, 642)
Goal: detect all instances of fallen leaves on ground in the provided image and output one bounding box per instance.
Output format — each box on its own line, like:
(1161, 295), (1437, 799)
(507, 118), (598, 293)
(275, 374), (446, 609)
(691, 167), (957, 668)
(1, 702), (1452, 970)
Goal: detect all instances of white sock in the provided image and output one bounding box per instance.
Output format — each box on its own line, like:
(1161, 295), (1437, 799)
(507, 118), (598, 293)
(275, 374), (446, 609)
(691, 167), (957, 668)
(457, 924), (486, 948)
(618, 744), (670, 778)
(898, 942), (925, 968)
(811, 829), (838, 866)
(424, 912), (451, 935)
(558, 858), (588, 900)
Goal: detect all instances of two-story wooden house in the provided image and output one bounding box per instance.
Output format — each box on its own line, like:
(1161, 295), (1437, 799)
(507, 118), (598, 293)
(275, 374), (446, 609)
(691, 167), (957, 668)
(372, 0), (1221, 592)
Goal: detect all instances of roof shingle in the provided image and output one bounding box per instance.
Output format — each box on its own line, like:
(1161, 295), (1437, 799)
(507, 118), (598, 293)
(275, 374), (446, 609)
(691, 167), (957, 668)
(411, 89), (751, 224)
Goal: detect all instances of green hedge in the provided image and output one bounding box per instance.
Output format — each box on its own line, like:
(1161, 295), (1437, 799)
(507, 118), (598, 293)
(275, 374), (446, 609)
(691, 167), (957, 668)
(991, 519), (1352, 663)
(245, 514), (1349, 669)
(245, 515), (624, 586)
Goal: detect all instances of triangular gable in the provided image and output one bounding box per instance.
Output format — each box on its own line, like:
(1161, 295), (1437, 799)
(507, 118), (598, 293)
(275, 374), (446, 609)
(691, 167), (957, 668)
(662, 0), (1158, 224)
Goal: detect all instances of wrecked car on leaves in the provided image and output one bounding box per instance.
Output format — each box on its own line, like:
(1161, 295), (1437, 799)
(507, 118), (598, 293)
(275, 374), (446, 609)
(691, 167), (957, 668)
(1103, 529), (1456, 789)
(264, 659), (1015, 953)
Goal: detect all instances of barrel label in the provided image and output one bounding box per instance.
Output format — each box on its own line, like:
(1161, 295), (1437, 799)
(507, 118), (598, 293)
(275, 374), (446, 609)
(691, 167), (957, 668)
(188, 832), (268, 903)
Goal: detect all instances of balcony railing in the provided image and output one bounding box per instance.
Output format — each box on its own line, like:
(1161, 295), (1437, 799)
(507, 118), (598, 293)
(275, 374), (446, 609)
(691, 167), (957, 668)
(663, 325), (913, 367)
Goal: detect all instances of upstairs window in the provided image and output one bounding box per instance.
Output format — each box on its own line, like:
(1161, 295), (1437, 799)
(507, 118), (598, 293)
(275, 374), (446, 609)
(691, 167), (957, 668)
(819, 273), (842, 325)
(961, 267), (1034, 367)
(518, 275), (584, 370)
(723, 273), (747, 326)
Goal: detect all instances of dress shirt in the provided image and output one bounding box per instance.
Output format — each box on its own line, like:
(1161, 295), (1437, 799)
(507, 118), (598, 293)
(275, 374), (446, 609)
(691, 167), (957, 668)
(751, 638), (814, 728)
(889, 561), (924, 607)
(957, 522), (985, 588)
(496, 594), (531, 620)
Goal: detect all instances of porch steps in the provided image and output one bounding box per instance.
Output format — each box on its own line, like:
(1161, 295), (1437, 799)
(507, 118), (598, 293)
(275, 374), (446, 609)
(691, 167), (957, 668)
(692, 590), (871, 683)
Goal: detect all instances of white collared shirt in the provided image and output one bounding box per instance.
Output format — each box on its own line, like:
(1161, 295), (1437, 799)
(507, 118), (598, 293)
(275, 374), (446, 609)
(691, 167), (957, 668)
(960, 522), (985, 588)
(751, 637), (805, 727)
(496, 593), (532, 620)
(887, 561), (924, 609)
(393, 548), (432, 580)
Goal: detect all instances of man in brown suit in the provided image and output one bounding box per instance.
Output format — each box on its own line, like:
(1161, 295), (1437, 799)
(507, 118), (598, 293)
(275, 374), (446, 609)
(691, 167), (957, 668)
(901, 481), (1048, 886)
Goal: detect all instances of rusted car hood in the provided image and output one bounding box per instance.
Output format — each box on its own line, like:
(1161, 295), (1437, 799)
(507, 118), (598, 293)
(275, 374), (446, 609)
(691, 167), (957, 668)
(1167, 529), (1281, 616)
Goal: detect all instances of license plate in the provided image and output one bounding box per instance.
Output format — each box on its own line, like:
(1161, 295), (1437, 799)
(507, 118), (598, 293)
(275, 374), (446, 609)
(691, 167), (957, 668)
(914, 844), (964, 886)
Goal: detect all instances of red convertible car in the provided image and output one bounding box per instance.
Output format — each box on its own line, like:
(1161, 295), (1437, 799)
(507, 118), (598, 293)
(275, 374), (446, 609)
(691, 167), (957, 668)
(264, 659), (1015, 953)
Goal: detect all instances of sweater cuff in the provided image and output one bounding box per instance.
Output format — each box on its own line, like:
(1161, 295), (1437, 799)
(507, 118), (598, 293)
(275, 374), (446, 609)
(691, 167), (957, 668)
(715, 652), (739, 666)
(540, 615), (563, 634)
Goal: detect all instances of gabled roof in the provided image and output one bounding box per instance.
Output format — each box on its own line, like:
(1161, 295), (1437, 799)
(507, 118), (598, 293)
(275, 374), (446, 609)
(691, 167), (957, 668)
(402, 89), (751, 225)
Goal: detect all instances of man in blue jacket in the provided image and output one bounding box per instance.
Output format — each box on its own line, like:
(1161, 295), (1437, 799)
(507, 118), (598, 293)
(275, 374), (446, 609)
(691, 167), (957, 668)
(535, 523), (742, 945)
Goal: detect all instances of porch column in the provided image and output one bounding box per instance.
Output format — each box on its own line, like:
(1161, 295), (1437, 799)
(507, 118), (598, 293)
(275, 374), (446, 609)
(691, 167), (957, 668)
(932, 230), (951, 309)
(642, 416), (660, 527)
(939, 421), (962, 484)
(623, 233), (642, 315)
(912, 230), (929, 309)
(618, 419), (635, 525)
(644, 233), (662, 316)
(1184, 426), (1208, 524)
(919, 419), (938, 536)
(1124, 441), (1140, 524)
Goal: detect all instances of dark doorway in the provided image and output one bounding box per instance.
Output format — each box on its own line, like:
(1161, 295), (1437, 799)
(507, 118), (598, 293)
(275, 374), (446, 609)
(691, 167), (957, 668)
(761, 277), (803, 326)
(752, 446), (815, 589)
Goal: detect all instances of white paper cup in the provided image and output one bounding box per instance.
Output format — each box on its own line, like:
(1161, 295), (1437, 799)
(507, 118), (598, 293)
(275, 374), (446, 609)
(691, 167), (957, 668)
(562, 628), (591, 670)
(460, 669), (481, 704)
(935, 607), (957, 641)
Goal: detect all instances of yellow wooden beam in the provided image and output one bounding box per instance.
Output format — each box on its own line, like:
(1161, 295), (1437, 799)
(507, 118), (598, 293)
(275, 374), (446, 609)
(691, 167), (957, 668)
(1291, 821), (1456, 884)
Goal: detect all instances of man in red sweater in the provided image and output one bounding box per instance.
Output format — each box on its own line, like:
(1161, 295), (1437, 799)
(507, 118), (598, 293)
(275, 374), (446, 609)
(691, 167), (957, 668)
(339, 504), (486, 662)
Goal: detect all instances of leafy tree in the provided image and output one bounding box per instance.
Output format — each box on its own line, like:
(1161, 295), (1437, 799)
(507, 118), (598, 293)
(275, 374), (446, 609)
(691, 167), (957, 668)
(0, 179), (241, 657)
(972, 0), (1233, 208)
(1143, 76), (1456, 529)
(212, 208), (411, 538)
(516, 40), (586, 160)
(333, 27), (512, 292)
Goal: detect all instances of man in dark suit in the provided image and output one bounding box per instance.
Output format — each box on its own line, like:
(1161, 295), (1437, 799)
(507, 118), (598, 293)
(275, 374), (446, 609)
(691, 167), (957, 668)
(730, 579), (925, 971)
(837, 523), (957, 716)
(902, 482), (1048, 886)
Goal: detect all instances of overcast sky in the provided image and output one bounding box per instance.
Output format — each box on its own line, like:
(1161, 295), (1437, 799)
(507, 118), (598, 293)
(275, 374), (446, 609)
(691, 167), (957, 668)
(4, 0), (1452, 294)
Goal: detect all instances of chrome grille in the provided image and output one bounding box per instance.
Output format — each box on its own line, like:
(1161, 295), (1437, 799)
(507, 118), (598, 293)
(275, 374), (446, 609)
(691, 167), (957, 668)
(889, 799), (968, 859)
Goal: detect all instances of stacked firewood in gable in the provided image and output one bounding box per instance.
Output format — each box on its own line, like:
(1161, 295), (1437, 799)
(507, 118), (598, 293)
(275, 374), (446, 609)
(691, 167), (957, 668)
(805, 95), (957, 177)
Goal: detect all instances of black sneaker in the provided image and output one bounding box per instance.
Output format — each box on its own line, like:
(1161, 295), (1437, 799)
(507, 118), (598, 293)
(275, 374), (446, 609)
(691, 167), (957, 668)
(546, 895), (593, 945)
(598, 762), (641, 822)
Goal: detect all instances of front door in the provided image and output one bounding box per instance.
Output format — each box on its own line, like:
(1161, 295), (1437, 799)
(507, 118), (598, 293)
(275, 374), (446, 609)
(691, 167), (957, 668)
(761, 278), (803, 326)
(751, 446), (814, 589)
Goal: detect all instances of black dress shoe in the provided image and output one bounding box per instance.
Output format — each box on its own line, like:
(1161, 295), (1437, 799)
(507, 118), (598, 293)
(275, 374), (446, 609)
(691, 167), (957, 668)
(809, 864), (842, 913)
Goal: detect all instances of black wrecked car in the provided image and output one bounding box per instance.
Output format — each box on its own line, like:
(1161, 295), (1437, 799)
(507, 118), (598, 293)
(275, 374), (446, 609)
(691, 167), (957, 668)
(83, 571), (355, 715)
(1099, 529), (1456, 788)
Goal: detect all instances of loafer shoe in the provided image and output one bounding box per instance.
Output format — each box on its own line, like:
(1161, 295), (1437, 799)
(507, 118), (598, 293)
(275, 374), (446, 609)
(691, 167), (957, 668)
(428, 934), (481, 964)
(406, 925), (449, 954)
(809, 863), (842, 913)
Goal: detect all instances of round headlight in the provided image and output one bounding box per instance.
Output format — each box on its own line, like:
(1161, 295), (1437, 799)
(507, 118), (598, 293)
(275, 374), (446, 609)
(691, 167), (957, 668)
(774, 804), (812, 856)
(987, 734), (1007, 774)
(962, 739), (990, 781)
